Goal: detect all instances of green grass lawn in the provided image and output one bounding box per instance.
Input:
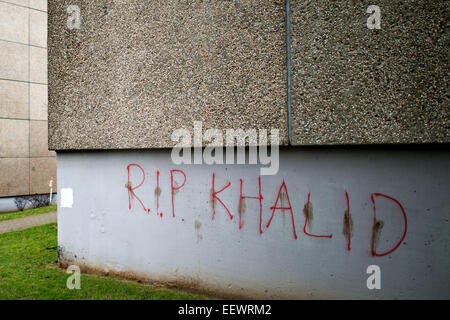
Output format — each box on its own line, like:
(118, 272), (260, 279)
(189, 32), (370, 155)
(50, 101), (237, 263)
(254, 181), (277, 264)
(0, 205), (57, 222)
(0, 223), (207, 299)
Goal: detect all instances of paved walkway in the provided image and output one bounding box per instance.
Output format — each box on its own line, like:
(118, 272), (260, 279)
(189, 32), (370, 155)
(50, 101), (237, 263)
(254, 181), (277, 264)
(0, 212), (57, 234)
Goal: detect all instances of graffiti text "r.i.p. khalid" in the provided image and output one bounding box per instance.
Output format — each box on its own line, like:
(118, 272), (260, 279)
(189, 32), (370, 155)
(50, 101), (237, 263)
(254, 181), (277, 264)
(125, 163), (407, 258)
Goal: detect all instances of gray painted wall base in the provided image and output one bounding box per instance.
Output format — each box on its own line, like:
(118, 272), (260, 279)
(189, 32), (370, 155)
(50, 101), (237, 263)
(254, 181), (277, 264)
(0, 194), (57, 213)
(57, 148), (450, 299)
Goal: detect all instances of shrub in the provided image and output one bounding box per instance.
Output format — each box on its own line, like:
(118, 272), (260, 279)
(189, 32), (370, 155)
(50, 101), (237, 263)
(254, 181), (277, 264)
(14, 197), (28, 211)
(28, 195), (50, 209)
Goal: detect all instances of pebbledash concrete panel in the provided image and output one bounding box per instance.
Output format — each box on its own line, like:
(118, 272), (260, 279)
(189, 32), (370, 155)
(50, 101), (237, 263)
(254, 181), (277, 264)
(57, 148), (450, 299)
(290, 0), (449, 145)
(48, 0), (288, 150)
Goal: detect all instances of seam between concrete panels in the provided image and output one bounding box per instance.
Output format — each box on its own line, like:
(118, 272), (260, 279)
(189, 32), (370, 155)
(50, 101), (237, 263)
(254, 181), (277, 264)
(285, 0), (292, 145)
(0, 0), (47, 13)
(0, 117), (47, 121)
(0, 78), (47, 85)
(0, 38), (47, 49)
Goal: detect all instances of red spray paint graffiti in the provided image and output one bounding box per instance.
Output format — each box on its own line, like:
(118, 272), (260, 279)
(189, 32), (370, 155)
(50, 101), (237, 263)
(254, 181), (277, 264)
(211, 173), (233, 221)
(265, 180), (298, 240)
(171, 169), (186, 218)
(370, 193), (408, 257)
(303, 192), (332, 239)
(126, 164), (150, 213)
(156, 170), (162, 218)
(345, 191), (351, 251)
(239, 176), (263, 233)
(125, 164), (408, 257)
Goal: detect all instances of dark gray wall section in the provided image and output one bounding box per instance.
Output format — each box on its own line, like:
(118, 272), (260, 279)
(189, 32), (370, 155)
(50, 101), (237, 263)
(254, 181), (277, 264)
(48, 0), (288, 150)
(290, 0), (449, 145)
(57, 148), (450, 298)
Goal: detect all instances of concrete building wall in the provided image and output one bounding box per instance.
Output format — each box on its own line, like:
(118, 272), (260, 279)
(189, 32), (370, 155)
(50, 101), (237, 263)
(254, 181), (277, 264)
(57, 148), (450, 299)
(48, 0), (288, 150)
(48, 0), (448, 150)
(49, 1), (449, 298)
(0, 0), (56, 199)
(290, 0), (449, 145)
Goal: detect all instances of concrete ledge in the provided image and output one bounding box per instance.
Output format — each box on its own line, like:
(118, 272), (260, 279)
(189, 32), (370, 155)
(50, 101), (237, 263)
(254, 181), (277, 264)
(56, 148), (450, 299)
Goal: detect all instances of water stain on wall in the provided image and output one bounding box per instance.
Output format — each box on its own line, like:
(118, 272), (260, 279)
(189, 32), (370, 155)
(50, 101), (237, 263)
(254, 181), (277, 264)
(342, 209), (353, 239)
(172, 181), (179, 195)
(303, 201), (313, 231)
(195, 220), (203, 242)
(280, 191), (287, 227)
(210, 188), (214, 211)
(125, 182), (135, 204)
(154, 186), (161, 203)
(372, 220), (384, 251)
(238, 198), (246, 218)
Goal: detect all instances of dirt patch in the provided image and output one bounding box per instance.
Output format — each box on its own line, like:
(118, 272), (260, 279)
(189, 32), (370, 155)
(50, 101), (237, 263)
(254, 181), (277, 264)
(342, 209), (353, 239)
(280, 192), (287, 212)
(125, 182), (135, 203)
(194, 220), (203, 242)
(154, 186), (161, 198)
(303, 201), (313, 230)
(238, 198), (246, 217)
(372, 220), (384, 250)
(58, 259), (249, 300)
(210, 188), (215, 211)
(172, 182), (179, 195)
(280, 192), (287, 226)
